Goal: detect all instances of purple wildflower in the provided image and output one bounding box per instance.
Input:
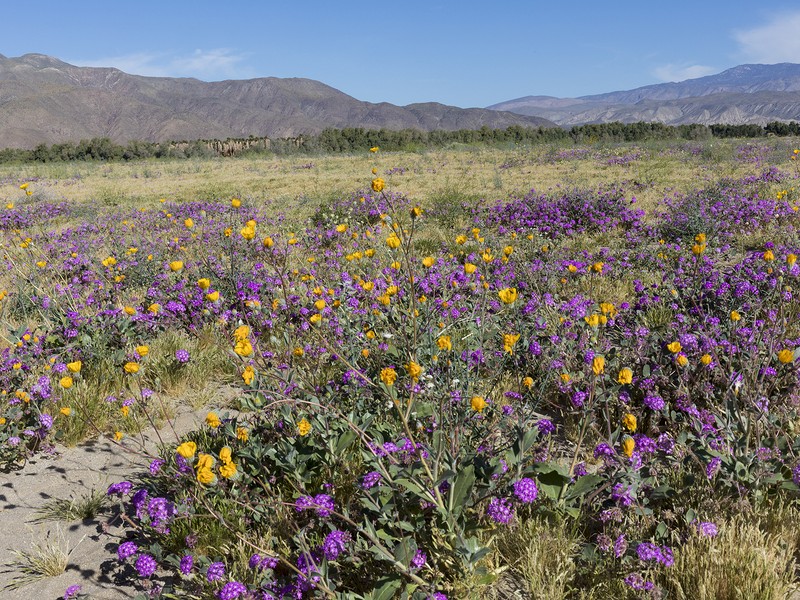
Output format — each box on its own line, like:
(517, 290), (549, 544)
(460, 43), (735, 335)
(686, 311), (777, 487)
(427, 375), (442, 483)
(175, 349), (190, 363)
(361, 471), (382, 489)
(695, 521), (719, 537)
(63, 584), (82, 600)
(117, 541), (138, 561)
(614, 534), (628, 558)
(624, 573), (655, 591)
(218, 581), (248, 600)
(513, 477), (538, 503)
(107, 481), (133, 496)
(486, 497), (515, 524)
(706, 456), (722, 480)
(537, 419), (555, 435)
(206, 561), (226, 582)
(179, 555), (194, 575)
(322, 530), (349, 560)
(134, 554), (157, 578)
(411, 549), (427, 570)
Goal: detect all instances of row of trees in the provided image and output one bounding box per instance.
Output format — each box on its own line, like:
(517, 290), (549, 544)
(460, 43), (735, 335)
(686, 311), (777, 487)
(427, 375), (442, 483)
(1, 121), (799, 163)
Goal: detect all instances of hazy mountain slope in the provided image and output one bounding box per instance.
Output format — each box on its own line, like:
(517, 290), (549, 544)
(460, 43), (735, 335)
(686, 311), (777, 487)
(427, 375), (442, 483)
(488, 64), (800, 125)
(0, 54), (556, 149)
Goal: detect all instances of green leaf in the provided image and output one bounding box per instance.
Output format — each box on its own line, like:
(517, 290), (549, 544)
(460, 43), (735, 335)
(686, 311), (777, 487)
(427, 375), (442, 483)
(451, 464), (475, 512)
(395, 478), (424, 496)
(564, 474), (603, 500)
(536, 468), (571, 501)
(369, 578), (403, 600)
(335, 430), (356, 455)
(393, 537), (418, 568)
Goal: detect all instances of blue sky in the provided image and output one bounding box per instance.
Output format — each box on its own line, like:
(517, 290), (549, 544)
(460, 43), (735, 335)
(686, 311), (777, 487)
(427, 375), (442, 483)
(3, 1), (800, 107)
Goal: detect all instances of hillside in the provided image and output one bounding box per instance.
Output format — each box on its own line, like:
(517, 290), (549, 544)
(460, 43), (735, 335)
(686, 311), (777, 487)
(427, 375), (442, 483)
(488, 63), (800, 126)
(0, 54), (555, 149)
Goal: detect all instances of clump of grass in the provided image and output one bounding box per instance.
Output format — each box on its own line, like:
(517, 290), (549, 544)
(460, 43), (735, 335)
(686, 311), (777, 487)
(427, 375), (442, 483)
(660, 515), (797, 600)
(489, 517), (579, 600)
(4, 529), (70, 590)
(33, 488), (108, 523)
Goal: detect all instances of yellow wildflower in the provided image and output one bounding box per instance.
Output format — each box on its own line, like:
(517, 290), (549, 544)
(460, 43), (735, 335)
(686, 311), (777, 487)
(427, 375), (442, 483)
(234, 339), (253, 357)
(67, 360), (82, 373)
(297, 418), (312, 436)
(371, 178), (385, 192)
(502, 333), (521, 354)
(219, 461), (237, 479)
(380, 367), (397, 386)
(437, 336), (452, 352)
(592, 355), (605, 376)
(237, 427), (249, 442)
(406, 361), (422, 381)
(621, 436), (635, 458)
(176, 441), (197, 459)
(60, 376), (74, 389)
(123, 362), (140, 374)
(242, 365), (255, 385)
(205, 412), (222, 428)
(196, 467), (215, 485)
(498, 287), (517, 304)
(666, 341), (682, 354)
(471, 396), (487, 412)
(617, 368), (633, 385)
(169, 260), (184, 272)
(622, 413), (637, 432)
(778, 349), (795, 364)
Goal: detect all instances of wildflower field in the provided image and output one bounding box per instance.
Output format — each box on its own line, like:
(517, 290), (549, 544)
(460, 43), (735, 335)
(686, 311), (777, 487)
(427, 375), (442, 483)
(2, 138), (800, 599)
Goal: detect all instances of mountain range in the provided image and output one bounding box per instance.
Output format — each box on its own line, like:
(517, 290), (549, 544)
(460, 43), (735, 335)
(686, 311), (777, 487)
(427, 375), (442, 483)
(2, 55), (800, 150)
(487, 63), (800, 126)
(0, 53), (555, 149)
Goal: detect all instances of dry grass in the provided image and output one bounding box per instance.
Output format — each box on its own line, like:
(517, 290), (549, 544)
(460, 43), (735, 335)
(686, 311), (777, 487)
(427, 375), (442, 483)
(4, 528), (71, 590)
(660, 514), (798, 600)
(0, 141), (775, 228)
(487, 517), (580, 600)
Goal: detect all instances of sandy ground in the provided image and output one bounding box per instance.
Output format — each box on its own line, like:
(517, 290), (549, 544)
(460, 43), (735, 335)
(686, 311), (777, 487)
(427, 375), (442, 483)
(0, 407), (207, 599)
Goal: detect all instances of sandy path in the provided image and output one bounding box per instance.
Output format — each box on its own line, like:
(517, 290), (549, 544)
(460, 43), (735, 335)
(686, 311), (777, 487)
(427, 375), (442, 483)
(0, 407), (208, 599)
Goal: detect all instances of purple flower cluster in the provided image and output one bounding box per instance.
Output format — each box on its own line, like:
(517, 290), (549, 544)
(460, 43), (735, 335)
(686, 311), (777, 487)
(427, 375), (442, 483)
(322, 529), (349, 560)
(486, 497), (514, 524)
(512, 477), (538, 503)
(636, 542), (674, 567)
(206, 561), (226, 582)
(295, 493), (335, 517)
(218, 581), (248, 600)
(134, 553), (157, 578)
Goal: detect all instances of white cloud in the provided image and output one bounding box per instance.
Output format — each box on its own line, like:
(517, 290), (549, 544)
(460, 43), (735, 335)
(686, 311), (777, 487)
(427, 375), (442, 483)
(733, 11), (800, 63)
(653, 63), (717, 83)
(69, 49), (253, 80)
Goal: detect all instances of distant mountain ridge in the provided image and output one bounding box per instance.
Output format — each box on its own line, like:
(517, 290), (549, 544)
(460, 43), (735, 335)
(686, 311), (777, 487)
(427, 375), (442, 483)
(488, 63), (800, 126)
(0, 54), (555, 149)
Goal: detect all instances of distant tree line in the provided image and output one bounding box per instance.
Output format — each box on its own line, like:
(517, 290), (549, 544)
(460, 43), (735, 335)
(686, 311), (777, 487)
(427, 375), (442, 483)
(1, 121), (799, 163)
